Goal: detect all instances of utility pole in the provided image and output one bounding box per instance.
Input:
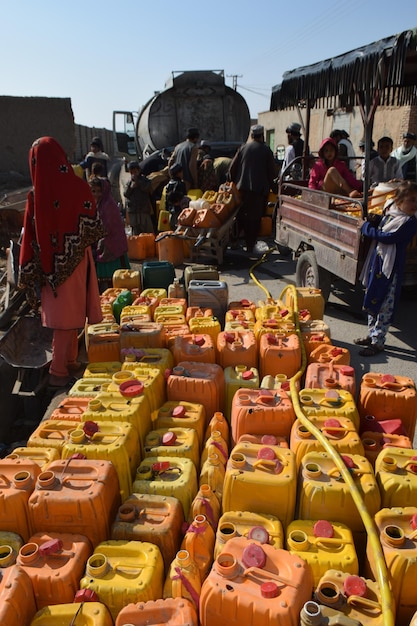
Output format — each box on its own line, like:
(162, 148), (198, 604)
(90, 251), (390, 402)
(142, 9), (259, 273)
(227, 74), (242, 91)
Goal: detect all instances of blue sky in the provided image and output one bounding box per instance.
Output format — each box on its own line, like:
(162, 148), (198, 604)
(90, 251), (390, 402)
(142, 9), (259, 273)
(2, 1), (416, 129)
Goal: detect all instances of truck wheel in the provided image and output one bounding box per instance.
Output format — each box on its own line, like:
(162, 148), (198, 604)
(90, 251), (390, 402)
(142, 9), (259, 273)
(295, 251), (332, 301)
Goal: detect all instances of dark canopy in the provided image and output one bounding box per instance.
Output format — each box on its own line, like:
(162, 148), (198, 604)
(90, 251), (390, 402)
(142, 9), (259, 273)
(270, 28), (417, 111)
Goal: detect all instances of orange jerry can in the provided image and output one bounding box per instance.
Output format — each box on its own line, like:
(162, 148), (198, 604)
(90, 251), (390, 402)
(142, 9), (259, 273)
(284, 287), (325, 320)
(199, 454), (226, 504)
(375, 446), (417, 508)
(171, 333), (216, 365)
(259, 332), (302, 379)
(302, 332), (332, 359)
(28, 459), (121, 547)
(157, 232), (184, 266)
(17, 532), (92, 610)
(216, 330), (257, 370)
(153, 401), (206, 449)
(223, 443), (297, 528)
(253, 318), (296, 342)
(228, 298), (257, 315)
(215, 511), (284, 558)
(361, 430), (412, 467)
(127, 232), (156, 260)
(6, 447), (59, 471)
(0, 564), (36, 626)
(31, 602), (113, 625)
(201, 430), (229, 468)
(200, 537), (313, 626)
(225, 308), (255, 324)
(304, 362), (356, 396)
(298, 452), (381, 534)
(163, 549), (201, 612)
(204, 411), (230, 447)
(286, 520), (359, 588)
(120, 321), (165, 350)
(298, 388), (360, 430)
(115, 598), (198, 626)
(314, 570), (385, 626)
(48, 396), (91, 422)
(111, 493), (184, 575)
(167, 361), (225, 424)
(80, 540), (164, 621)
(224, 365), (260, 423)
(308, 343), (351, 366)
(358, 373), (417, 440)
(230, 387), (295, 445)
(290, 416), (364, 469)
(86, 322), (121, 363)
(186, 306), (214, 323)
(366, 506), (417, 626)
(0, 458), (41, 541)
(144, 427), (200, 468)
(188, 484), (221, 531)
(181, 514), (216, 581)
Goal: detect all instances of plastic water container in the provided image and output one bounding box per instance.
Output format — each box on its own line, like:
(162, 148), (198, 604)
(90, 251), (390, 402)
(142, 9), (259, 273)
(113, 269), (141, 290)
(237, 433), (288, 448)
(0, 458), (41, 541)
(286, 520), (359, 587)
(253, 318), (296, 342)
(160, 295), (188, 313)
(164, 324), (191, 349)
(225, 308), (255, 324)
(375, 446), (417, 508)
(259, 332), (302, 379)
(200, 430), (229, 468)
(361, 430), (412, 467)
(223, 442), (297, 528)
(138, 288), (167, 315)
(83, 361), (122, 378)
(199, 453), (226, 504)
(284, 287), (325, 320)
(111, 493), (184, 575)
(302, 332), (332, 359)
(260, 373), (299, 392)
(142, 260), (176, 291)
(120, 304), (152, 324)
(0, 531), (24, 567)
(17, 531), (92, 609)
(113, 363), (166, 412)
(28, 459), (121, 547)
(144, 427), (200, 468)
(224, 366), (260, 423)
(181, 514), (215, 581)
(121, 347), (174, 373)
(228, 298), (257, 314)
(0, 565), (36, 626)
(358, 373), (417, 440)
(299, 318), (331, 337)
(115, 598), (198, 626)
(30, 602), (113, 625)
(120, 321), (165, 349)
(186, 306), (214, 323)
(308, 343), (351, 366)
(133, 456), (198, 519)
(366, 506), (417, 626)
(86, 322), (121, 363)
(304, 362), (356, 396)
(127, 232), (156, 260)
(153, 401), (206, 449)
(167, 361), (225, 424)
(217, 330), (258, 370)
(230, 387), (295, 445)
(298, 452), (381, 533)
(6, 447), (59, 471)
(163, 549), (201, 611)
(171, 333), (216, 365)
(189, 484), (221, 530)
(80, 540), (164, 621)
(298, 388), (360, 430)
(214, 511), (284, 558)
(157, 233), (184, 266)
(314, 569), (384, 626)
(200, 537), (313, 626)
(27, 419), (85, 453)
(188, 315), (221, 342)
(188, 280), (228, 324)
(290, 415), (364, 469)
(184, 264), (219, 290)
(61, 420), (140, 502)
(204, 411), (230, 447)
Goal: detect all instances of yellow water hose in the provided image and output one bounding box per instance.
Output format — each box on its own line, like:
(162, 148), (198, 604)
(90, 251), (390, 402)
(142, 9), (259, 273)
(277, 283), (395, 626)
(249, 247), (276, 300)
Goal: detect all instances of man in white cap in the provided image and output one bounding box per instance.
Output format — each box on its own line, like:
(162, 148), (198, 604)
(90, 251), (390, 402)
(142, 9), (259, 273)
(228, 124), (276, 253)
(391, 132), (417, 182)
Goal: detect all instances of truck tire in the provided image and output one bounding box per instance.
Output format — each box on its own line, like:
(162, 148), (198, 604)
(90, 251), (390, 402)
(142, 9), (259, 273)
(295, 251), (332, 301)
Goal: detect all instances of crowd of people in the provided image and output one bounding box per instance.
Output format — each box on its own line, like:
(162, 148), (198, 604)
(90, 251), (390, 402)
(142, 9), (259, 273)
(17, 125), (417, 387)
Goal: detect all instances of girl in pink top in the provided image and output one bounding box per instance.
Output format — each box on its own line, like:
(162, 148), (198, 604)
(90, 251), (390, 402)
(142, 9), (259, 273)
(309, 137), (362, 197)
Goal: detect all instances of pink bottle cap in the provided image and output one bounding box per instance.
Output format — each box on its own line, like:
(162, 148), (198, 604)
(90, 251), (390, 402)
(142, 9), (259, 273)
(261, 435), (278, 445)
(343, 575), (367, 598)
(152, 461), (170, 472)
(257, 447), (277, 461)
(74, 589), (99, 603)
(242, 543), (267, 569)
(339, 365), (354, 376)
(119, 379), (144, 397)
(410, 514), (417, 530)
(172, 405), (186, 418)
(247, 526), (270, 544)
(313, 520), (334, 538)
(242, 370), (254, 380)
(39, 538), (63, 556)
(381, 374), (396, 384)
(162, 431), (177, 446)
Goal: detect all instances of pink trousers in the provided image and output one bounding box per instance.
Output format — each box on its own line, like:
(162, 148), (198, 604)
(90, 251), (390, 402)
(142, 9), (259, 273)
(49, 329), (79, 377)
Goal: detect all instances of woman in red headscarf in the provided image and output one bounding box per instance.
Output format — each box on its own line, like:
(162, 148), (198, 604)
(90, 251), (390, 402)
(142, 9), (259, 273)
(19, 136), (105, 387)
(309, 137), (362, 197)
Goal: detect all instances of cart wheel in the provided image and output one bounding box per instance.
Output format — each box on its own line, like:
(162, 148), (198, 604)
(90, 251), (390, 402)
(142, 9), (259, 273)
(295, 251), (332, 301)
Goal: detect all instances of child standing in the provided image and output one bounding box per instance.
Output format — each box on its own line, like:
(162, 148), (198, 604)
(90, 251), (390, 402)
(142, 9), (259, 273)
(124, 161), (154, 234)
(355, 181), (417, 356)
(165, 163), (188, 229)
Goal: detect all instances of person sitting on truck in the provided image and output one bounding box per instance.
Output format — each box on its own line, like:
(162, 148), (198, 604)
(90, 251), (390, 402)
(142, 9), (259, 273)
(282, 122), (304, 177)
(330, 130), (356, 173)
(168, 127), (200, 191)
(123, 161), (155, 235)
(369, 137), (403, 186)
(308, 137), (362, 197)
(79, 136), (110, 179)
(355, 180), (417, 356)
(391, 132), (417, 182)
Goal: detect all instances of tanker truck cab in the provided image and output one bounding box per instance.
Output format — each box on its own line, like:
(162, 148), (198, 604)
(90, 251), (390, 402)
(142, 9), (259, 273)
(112, 110), (138, 158)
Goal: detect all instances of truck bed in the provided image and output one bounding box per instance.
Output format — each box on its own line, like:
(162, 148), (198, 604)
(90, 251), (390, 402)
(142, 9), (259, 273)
(276, 186), (365, 285)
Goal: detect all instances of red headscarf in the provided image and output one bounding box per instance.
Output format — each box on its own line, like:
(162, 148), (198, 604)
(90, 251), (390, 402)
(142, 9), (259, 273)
(19, 136), (105, 304)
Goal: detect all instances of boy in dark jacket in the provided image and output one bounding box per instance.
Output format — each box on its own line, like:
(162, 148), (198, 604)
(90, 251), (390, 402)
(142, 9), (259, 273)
(123, 161), (154, 234)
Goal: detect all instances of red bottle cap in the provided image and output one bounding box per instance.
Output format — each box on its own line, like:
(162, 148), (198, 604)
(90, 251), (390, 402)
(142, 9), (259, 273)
(119, 379), (145, 398)
(410, 514), (417, 530)
(164, 368), (172, 380)
(242, 369), (254, 380)
(162, 431), (177, 446)
(257, 447), (276, 461)
(70, 453), (87, 460)
(261, 581), (279, 598)
(152, 461), (170, 472)
(240, 299), (251, 306)
(224, 332), (235, 343)
(83, 421), (99, 438)
(313, 520), (334, 538)
(324, 418), (341, 428)
(247, 526), (270, 544)
(39, 538), (63, 556)
(280, 308), (289, 317)
(261, 435), (278, 445)
(266, 333), (278, 344)
(74, 588), (99, 603)
(341, 455), (355, 469)
(242, 543), (267, 569)
(381, 374), (396, 384)
(281, 381), (290, 391)
(339, 365), (354, 376)
(330, 348), (343, 356)
(194, 335), (205, 346)
(343, 575), (367, 598)
(172, 405), (186, 418)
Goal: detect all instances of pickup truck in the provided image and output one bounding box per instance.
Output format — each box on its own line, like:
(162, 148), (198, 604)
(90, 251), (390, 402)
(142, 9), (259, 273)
(274, 178), (417, 300)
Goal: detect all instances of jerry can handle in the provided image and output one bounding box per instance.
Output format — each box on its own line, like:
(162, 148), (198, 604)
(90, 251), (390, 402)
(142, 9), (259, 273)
(347, 594), (382, 614)
(244, 565), (297, 588)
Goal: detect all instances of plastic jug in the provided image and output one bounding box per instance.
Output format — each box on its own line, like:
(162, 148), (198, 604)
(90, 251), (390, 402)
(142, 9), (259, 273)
(112, 289), (133, 323)
(204, 411), (230, 447)
(284, 287), (325, 320)
(309, 344), (351, 366)
(171, 333), (216, 365)
(113, 269), (141, 290)
(163, 549), (201, 611)
(0, 565), (37, 626)
(115, 597), (198, 626)
(0, 531), (24, 568)
(6, 446), (59, 471)
(144, 427), (200, 468)
(361, 430), (412, 467)
(259, 332), (302, 379)
(120, 320), (165, 349)
(153, 401), (206, 449)
(188, 484), (221, 530)
(0, 458), (41, 541)
(304, 362), (356, 396)
(199, 453), (226, 504)
(30, 602), (113, 625)
(214, 511), (284, 558)
(217, 330), (258, 370)
(181, 514), (215, 581)
(298, 389), (360, 430)
(200, 430), (229, 467)
(374, 446), (417, 508)
(224, 365), (260, 423)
